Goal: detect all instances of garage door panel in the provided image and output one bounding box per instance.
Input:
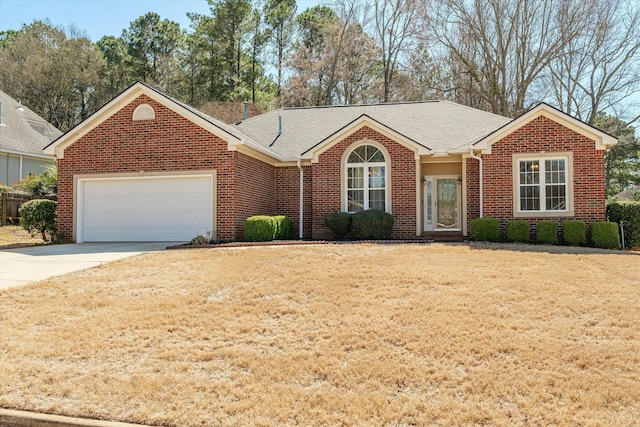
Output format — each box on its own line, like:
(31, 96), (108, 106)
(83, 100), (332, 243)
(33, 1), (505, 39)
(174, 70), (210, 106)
(80, 175), (214, 242)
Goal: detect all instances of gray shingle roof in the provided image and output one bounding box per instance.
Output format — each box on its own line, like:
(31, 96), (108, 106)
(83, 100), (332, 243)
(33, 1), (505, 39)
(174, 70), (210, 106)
(233, 101), (511, 160)
(0, 90), (61, 155)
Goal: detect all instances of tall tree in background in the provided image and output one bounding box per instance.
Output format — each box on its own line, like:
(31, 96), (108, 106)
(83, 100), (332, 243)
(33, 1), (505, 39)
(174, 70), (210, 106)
(593, 113), (640, 194)
(96, 35), (132, 100)
(371, 0), (425, 102)
(265, 0), (297, 105)
(545, 0), (640, 125)
(285, 2), (379, 106)
(121, 12), (184, 93)
(0, 21), (103, 132)
(429, 0), (588, 117)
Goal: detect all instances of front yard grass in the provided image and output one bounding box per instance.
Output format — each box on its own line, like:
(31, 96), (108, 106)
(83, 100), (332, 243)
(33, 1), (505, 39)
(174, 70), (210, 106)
(0, 224), (45, 249)
(0, 243), (638, 426)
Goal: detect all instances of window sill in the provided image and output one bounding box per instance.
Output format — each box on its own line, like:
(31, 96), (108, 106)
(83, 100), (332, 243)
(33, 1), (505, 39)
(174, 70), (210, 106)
(513, 210), (574, 218)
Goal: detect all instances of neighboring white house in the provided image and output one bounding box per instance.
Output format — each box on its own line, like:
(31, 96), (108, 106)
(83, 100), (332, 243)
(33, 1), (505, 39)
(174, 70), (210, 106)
(0, 90), (60, 186)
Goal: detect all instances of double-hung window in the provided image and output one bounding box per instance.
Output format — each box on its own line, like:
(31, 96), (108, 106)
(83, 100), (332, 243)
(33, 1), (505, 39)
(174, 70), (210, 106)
(515, 154), (572, 215)
(346, 144), (387, 212)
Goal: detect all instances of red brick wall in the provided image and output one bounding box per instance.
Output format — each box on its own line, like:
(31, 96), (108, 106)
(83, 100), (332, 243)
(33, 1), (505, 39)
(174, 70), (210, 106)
(466, 115), (606, 237)
(275, 166), (313, 238)
(57, 94), (249, 242)
(235, 152), (276, 240)
(311, 126), (417, 239)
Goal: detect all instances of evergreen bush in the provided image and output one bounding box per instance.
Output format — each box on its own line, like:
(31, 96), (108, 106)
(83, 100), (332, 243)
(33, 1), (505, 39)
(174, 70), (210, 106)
(536, 220), (558, 245)
(562, 220), (586, 246)
(607, 201), (640, 249)
(19, 199), (57, 242)
(351, 210), (394, 239)
(274, 215), (294, 239)
(324, 212), (352, 239)
(469, 217), (500, 242)
(590, 221), (620, 249)
(244, 216), (277, 241)
(506, 220), (529, 243)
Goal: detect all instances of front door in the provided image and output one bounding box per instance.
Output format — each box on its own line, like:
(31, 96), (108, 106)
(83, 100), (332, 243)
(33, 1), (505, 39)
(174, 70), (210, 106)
(423, 176), (461, 232)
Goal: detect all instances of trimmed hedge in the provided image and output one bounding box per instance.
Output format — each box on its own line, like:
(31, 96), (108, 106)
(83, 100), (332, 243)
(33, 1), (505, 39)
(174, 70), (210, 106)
(536, 220), (558, 245)
(607, 200), (640, 249)
(324, 212), (352, 239)
(591, 221), (620, 249)
(244, 216), (277, 241)
(274, 215), (293, 240)
(351, 209), (394, 239)
(19, 199), (57, 242)
(469, 217), (499, 242)
(562, 220), (586, 246)
(506, 220), (529, 243)
(244, 215), (294, 241)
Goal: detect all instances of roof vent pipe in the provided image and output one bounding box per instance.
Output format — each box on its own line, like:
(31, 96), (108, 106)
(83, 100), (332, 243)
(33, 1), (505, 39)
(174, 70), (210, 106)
(269, 114), (283, 147)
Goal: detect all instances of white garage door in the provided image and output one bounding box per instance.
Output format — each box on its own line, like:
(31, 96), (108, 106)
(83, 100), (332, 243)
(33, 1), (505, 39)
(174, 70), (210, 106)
(79, 175), (214, 242)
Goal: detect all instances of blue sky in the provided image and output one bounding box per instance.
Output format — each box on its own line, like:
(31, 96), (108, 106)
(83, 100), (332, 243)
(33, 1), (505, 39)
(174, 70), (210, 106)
(0, 0), (322, 41)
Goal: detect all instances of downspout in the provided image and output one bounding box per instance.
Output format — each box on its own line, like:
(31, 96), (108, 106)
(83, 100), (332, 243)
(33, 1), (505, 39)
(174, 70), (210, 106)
(469, 149), (483, 218)
(296, 157), (304, 239)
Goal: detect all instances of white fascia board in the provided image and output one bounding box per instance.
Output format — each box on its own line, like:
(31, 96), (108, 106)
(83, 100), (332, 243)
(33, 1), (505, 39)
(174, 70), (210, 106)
(1, 148), (55, 160)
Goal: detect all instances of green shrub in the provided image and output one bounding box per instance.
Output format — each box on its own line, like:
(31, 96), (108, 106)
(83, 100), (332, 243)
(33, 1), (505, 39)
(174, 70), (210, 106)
(351, 209), (394, 239)
(590, 221), (620, 249)
(506, 220), (529, 242)
(274, 215), (294, 239)
(324, 212), (352, 239)
(562, 220), (586, 246)
(15, 165), (57, 197)
(607, 200), (640, 249)
(536, 220), (558, 245)
(244, 216), (277, 241)
(19, 199), (57, 242)
(0, 184), (14, 193)
(469, 217), (499, 242)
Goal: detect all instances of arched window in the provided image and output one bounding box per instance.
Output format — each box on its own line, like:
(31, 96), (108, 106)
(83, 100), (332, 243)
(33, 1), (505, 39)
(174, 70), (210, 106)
(345, 144), (387, 212)
(132, 104), (155, 121)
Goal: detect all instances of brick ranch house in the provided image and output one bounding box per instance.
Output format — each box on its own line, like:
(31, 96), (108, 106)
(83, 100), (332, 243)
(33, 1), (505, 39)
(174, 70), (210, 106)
(44, 82), (617, 243)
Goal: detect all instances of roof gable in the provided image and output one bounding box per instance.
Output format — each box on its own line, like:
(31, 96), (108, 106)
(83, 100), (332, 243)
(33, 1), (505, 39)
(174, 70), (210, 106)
(473, 103), (617, 154)
(44, 82), (259, 159)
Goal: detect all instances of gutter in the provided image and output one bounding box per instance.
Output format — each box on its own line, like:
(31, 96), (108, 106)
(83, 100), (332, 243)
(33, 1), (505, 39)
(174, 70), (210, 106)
(296, 157), (304, 239)
(469, 149), (483, 218)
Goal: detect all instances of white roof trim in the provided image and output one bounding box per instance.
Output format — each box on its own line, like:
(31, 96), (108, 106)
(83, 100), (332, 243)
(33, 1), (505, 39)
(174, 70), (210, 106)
(1, 148), (55, 160)
(44, 83), (244, 159)
(473, 104), (617, 154)
(306, 115), (429, 163)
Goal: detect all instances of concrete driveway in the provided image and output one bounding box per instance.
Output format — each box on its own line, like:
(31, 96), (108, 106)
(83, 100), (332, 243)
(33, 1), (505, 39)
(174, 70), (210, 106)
(0, 242), (175, 290)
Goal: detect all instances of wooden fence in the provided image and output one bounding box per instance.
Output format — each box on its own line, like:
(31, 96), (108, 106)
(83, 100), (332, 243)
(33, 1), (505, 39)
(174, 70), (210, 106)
(0, 193), (56, 226)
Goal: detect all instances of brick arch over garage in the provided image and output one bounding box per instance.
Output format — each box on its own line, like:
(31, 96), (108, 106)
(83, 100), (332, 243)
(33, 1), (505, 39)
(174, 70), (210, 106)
(311, 126), (417, 239)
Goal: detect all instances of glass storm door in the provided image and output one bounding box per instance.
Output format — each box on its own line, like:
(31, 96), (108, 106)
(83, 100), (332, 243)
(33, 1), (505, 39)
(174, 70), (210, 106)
(424, 176), (461, 231)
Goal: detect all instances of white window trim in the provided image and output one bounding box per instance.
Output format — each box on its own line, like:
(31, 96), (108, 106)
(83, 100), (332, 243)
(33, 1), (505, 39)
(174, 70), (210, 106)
(341, 139), (391, 214)
(512, 152), (574, 218)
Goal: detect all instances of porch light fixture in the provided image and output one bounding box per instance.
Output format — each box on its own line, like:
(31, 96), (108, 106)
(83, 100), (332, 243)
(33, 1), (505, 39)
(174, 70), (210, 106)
(457, 176), (462, 184)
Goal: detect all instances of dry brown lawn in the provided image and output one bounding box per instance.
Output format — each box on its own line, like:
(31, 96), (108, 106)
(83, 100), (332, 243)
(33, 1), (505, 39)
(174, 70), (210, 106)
(0, 243), (638, 426)
(0, 224), (45, 249)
